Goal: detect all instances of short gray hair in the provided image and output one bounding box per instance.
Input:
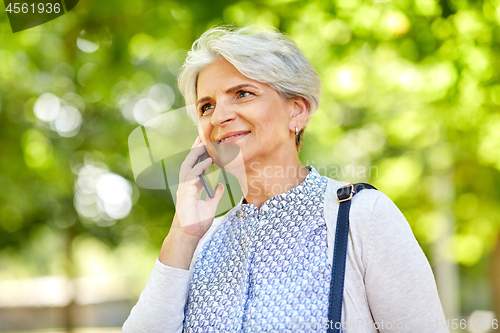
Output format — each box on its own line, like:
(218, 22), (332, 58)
(177, 25), (321, 152)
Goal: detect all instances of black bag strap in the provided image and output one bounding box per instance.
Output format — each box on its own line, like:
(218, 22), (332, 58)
(327, 183), (377, 333)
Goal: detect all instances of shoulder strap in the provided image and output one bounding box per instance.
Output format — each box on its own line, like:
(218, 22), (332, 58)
(327, 183), (377, 332)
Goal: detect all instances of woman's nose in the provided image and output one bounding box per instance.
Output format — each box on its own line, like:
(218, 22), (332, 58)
(210, 101), (236, 127)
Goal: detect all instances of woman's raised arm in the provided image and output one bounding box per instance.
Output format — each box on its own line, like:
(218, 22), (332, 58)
(122, 137), (225, 332)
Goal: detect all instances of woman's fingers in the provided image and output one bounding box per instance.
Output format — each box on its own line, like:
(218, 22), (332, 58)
(202, 183), (225, 212)
(173, 137), (223, 237)
(209, 183), (224, 202)
(184, 157), (212, 185)
(179, 143), (208, 183)
(191, 136), (201, 148)
(195, 178), (204, 195)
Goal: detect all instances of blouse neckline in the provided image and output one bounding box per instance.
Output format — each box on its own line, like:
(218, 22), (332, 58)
(236, 165), (322, 217)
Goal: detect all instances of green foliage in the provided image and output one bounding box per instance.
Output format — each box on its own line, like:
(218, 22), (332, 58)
(0, 0), (499, 313)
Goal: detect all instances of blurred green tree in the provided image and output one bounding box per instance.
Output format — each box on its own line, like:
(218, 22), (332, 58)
(0, 0), (499, 325)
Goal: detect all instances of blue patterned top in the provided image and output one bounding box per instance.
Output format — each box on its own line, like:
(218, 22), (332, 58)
(183, 166), (332, 332)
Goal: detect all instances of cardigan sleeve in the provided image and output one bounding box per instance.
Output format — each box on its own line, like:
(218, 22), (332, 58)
(121, 259), (192, 333)
(121, 215), (228, 332)
(363, 191), (449, 332)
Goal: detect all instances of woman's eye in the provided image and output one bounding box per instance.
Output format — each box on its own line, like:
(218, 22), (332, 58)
(200, 104), (214, 114)
(237, 91), (251, 98)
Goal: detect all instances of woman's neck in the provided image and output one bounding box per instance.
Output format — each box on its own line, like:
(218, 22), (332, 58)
(239, 159), (309, 209)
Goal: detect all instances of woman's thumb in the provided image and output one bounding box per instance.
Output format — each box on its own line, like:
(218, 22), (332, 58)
(214, 183), (224, 199)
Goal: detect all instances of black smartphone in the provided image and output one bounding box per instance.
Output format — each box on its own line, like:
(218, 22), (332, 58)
(195, 149), (215, 198)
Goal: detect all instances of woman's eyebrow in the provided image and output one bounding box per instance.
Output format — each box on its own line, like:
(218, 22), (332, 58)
(196, 83), (259, 106)
(196, 96), (211, 107)
(224, 83), (259, 95)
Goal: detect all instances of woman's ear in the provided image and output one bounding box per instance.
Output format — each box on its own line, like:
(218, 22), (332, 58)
(290, 96), (309, 130)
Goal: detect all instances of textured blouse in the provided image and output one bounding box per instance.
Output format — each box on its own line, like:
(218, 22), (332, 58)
(183, 165), (331, 332)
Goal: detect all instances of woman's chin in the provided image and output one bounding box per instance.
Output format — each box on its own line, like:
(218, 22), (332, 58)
(211, 141), (244, 167)
(220, 152), (246, 174)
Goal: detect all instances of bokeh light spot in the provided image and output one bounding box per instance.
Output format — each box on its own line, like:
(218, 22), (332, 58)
(34, 93), (60, 122)
(77, 38), (100, 53)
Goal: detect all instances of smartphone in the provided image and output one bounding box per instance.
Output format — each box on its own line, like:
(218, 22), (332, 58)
(195, 149), (215, 198)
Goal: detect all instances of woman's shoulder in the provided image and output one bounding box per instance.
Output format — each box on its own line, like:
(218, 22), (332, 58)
(323, 177), (383, 219)
(323, 176), (408, 240)
(323, 176), (415, 272)
(322, 176), (397, 216)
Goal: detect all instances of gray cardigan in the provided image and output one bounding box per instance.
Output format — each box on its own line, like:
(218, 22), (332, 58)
(122, 177), (449, 332)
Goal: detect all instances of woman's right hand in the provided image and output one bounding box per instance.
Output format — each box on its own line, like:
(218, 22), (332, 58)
(171, 136), (225, 242)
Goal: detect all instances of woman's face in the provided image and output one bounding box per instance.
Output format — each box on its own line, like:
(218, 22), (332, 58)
(196, 58), (298, 169)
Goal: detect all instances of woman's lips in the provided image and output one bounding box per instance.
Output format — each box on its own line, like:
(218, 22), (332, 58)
(219, 132), (249, 144)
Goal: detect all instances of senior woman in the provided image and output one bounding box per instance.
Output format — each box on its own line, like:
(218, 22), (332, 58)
(123, 26), (447, 332)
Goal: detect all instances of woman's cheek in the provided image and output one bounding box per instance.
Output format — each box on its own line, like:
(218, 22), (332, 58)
(197, 120), (209, 145)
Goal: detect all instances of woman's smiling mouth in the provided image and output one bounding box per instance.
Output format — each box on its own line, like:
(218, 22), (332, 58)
(218, 131), (250, 143)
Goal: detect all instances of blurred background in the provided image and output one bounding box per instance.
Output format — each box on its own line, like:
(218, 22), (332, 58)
(0, 0), (499, 331)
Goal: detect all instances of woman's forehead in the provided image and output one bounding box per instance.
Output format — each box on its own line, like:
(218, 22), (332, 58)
(198, 59), (250, 89)
(196, 59), (273, 101)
